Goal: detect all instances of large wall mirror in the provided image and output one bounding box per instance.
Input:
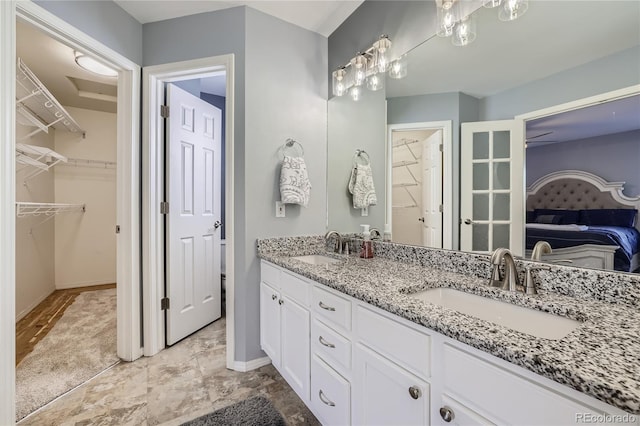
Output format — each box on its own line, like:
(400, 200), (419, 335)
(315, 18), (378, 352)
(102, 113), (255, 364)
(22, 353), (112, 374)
(327, 0), (640, 274)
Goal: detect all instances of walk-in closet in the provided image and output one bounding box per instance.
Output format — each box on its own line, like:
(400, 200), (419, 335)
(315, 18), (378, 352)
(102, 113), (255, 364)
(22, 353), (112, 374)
(14, 20), (118, 421)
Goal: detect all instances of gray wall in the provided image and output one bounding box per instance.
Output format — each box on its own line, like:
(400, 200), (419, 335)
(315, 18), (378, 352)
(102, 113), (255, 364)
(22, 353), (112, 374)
(480, 46), (640, 120)
(33, 0), (142, 64)
(243, 7), (328, 360)
(526, 130), (640, 197)
(328, 90), (386, 232)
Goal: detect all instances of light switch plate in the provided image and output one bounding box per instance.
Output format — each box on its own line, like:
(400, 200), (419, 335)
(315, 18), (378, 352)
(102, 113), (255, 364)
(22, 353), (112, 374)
(276, 201), (286, 217)
(361, 207), (369, 216)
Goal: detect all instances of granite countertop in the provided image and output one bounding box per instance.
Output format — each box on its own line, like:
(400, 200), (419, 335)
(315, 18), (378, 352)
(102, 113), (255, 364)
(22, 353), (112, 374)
(258, 249), (640, 415)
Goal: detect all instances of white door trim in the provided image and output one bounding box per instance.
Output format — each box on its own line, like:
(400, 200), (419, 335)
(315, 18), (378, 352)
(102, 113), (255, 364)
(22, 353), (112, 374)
(142, 55), (236, 370)
(386, 121), (454, 250)
(1, 1), (141, 422)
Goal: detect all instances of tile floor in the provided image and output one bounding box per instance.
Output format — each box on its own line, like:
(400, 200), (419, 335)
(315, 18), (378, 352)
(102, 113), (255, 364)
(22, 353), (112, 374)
(18, 317), (319, 425)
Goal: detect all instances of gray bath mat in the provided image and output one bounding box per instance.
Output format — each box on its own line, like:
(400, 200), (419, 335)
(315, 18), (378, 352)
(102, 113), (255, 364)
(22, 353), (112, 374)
(181, 396), (286, 426)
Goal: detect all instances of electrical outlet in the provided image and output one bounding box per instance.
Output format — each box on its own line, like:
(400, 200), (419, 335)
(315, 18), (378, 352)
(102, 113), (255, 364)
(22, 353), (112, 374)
(361, 207), (369, 216)
(275, 201), (286, 218)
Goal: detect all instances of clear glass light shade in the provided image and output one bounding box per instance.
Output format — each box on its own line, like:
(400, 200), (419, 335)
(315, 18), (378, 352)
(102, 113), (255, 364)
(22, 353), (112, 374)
(349, 86), (362, 101)
(388, 55), (408, 79)
(499, 0), (528, 21)
(332, 68), (347, 97)
(373, 35), (392, 73)
(483, 0), (502, 8)
(350, 54), (367, 87)
(366, 72), (384, 91)
(436, 0), (459, 37)
(452, 15), (477, 47)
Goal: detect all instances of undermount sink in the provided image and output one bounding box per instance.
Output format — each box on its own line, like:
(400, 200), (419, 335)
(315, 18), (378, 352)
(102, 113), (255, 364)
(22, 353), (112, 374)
(411, 288), (581, 340)
(290, 254), (343, 265)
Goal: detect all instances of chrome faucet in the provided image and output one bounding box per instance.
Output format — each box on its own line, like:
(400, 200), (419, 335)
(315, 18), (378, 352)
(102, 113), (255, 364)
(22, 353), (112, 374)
(489, 248), (521, 292)
(531, 241), (552, 261)
(325, 230), (343, 254)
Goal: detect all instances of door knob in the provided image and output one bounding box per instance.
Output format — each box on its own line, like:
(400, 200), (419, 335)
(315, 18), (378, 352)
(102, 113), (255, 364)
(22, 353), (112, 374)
(418, 217), (425, 222)
(214, 220), (222, 229)
(439, 406), (454, 422)
(464, 218), (474, 225)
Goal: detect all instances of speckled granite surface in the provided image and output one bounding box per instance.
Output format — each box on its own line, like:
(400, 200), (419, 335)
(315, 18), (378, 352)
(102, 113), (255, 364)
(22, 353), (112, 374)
(257, 236), (640, 414)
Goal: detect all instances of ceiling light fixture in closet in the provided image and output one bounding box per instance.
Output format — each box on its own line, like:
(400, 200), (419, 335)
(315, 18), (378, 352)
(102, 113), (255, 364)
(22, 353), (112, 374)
(74, 52), (118, 77)
(332, 35), (407, 100)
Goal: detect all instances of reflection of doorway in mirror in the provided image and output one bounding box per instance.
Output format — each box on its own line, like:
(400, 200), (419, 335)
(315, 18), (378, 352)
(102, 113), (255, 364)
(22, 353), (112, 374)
(391, 128), (443, 247)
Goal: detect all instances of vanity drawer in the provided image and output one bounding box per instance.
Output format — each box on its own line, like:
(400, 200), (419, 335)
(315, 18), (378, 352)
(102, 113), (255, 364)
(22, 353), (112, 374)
(261, 261), (280, 287)
(311, 355), (351, 426)
(356, 305), (431, 379)
(281, 271), (310, 306)
(312, 318), (352, 374)
(442, 344), (601, 425)
(312, 285), (352, 331)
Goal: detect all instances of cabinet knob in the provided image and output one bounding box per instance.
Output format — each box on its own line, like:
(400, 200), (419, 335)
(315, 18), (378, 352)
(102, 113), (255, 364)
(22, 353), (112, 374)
(408, 386), (422, 400)
(271, 294), (277, 300)
(278, 299), (284, 305)
(439, 406), (454, 423)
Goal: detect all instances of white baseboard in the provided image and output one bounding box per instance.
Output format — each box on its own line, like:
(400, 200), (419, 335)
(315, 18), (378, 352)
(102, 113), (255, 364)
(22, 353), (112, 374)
(55, 279), (116, 290)
(233, 356), (271, 372)
(15, 289), (54, 322)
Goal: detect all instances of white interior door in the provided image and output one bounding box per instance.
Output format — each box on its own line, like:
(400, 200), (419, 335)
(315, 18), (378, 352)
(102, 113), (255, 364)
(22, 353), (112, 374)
(422, 130), (443, 248)
(460, 119), (524, 256)
(166, 83), (222, 345)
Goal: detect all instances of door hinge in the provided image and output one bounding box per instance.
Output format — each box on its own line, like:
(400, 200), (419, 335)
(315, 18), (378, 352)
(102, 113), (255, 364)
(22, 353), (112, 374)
(439, 144), (443, 152)
(115, 225), (121, 234)
(160, 201), (169, 214)
(439, 204), (443, 213)
(161, 297), (170, 310)
(160, 105), (170, 118)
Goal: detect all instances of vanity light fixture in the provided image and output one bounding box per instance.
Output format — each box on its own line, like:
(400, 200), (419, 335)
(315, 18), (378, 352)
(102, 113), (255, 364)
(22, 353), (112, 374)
(436, 0), (459, 37)
(331, 35), (407, 100)
(452, 14), (477, 47)
(74, 51), (117, 77)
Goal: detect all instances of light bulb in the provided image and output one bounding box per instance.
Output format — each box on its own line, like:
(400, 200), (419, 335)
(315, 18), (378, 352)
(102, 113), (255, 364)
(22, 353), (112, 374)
(349, 86), (362, 101)
(366, 73), (384, 91)
(332, 68), (347, 97)
(437, 0), (459, 37)
(483, 0), (502, 8)
(350, 53), (367, 87)
(373, 35), (392, 73)
(499, 0), (528, 21)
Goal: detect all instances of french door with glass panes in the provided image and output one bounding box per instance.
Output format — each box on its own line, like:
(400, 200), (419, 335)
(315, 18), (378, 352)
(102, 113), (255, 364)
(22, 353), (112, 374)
(460, 120), (524, 256)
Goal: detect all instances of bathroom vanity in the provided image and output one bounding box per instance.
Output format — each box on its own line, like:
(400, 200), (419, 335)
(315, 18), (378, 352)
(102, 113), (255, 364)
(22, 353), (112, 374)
(258, 236), (639, 426)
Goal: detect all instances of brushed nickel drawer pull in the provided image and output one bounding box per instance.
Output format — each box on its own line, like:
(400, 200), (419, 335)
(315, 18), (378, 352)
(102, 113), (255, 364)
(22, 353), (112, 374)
(319, 336), (335, 348)
(319, 301), (336, 311)
(319, 390), (336, 407)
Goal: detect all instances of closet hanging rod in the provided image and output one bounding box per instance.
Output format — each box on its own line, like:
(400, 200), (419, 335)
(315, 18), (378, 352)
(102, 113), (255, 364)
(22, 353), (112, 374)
(16, 202), (86, 218)
(61, 158), (117, 169)
(392, 138), (420, 148)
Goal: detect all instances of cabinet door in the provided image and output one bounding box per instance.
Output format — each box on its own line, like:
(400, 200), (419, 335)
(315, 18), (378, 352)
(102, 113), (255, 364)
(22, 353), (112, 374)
(354, 344), (429, 426)
(281, 295), (311, 401)
(260, 281), (281, 368)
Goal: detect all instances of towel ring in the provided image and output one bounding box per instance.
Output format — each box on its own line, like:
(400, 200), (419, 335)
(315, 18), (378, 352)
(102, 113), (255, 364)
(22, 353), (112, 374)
(353, 149), (370, 166)
(280, 138), (304, 159)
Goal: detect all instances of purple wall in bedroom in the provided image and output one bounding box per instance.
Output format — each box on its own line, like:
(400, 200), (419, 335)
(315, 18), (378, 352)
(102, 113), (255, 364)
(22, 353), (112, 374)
(526, 130), (640, 197)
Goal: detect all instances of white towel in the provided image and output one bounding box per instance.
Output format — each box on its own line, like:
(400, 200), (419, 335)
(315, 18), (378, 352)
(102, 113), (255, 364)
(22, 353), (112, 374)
(280, 155), (311, 207)
(348, 163), (377, 209)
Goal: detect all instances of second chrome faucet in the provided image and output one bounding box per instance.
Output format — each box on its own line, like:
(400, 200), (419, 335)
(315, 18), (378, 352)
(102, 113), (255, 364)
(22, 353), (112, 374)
(489, 248), (521, 292)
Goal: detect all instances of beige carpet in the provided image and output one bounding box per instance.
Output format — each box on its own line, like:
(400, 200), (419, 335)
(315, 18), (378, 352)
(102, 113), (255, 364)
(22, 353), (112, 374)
(16, 288), (119, 421)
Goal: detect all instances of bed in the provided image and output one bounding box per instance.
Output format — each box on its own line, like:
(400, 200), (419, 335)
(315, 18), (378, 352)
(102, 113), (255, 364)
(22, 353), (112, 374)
(526, 170), (640, 272)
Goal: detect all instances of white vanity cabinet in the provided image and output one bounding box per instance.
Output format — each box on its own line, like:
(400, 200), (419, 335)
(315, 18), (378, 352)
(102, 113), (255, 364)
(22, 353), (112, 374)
(259, 262), (311, 402)
(259, 261), (637, 426)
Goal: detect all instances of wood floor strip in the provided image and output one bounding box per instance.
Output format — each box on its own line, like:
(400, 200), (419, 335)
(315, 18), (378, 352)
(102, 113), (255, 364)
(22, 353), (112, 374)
(16, 284), (116, 366)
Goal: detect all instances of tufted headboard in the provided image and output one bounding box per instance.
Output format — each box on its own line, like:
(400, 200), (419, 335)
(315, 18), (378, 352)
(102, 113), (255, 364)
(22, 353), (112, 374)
(526, 170), (640, 230)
